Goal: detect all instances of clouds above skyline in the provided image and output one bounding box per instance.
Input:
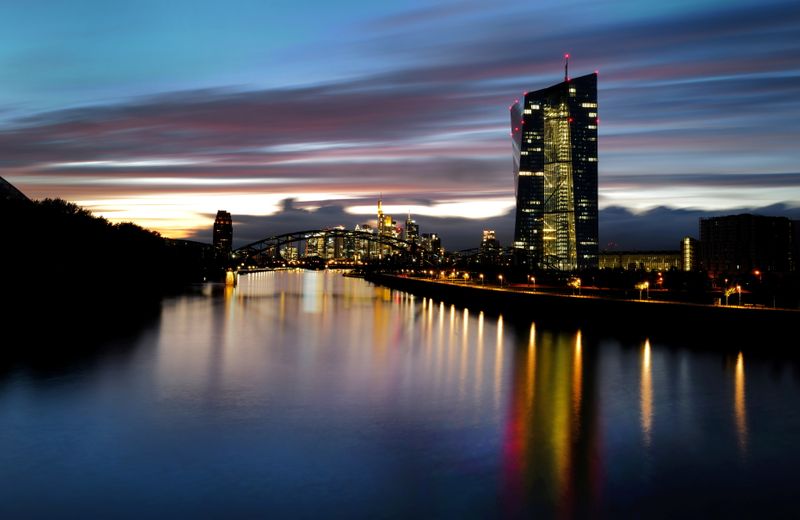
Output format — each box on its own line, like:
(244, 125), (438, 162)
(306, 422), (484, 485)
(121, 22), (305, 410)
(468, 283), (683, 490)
(1, 0), (798, 244)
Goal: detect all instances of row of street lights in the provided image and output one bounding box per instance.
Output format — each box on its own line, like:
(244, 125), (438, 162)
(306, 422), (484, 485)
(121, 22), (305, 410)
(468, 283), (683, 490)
(414, 269), (534, 289)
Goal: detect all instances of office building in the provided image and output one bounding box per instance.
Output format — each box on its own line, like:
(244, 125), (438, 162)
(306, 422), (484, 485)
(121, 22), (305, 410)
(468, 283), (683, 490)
(212, 210), (233, 257)
(510, 69), (598, 270)
(405, 213), (419, 243)
(376, 197), (396, 258)
(681, 236), (699, 271)
(599, 250), (681, 271)
(479, 229), (501, 265)
(700, 214), (794, 275)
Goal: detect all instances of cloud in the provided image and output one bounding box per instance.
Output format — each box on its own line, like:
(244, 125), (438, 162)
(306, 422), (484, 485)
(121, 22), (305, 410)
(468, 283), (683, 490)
(600, 204), (800, 250)
(0, 0), (798, 239)
(181, 198), (800, 253)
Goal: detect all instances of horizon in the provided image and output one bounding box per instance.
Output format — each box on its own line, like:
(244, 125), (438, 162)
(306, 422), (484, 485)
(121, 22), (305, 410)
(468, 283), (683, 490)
(1, 0), (798, 249)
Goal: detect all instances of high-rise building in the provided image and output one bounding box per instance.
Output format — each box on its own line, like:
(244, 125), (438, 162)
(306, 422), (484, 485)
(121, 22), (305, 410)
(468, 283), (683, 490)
(420, 233), (441, 256)
(354, 223), (374, 260)
(479, 229), (501, 265)
(405, 212), (419, 243)
(212, 210), (233, 257)
(510, 69), (598, 271)
(700, 214), (794, 275)
(681, 236), (699, 271)
(376, 197), (395, 258)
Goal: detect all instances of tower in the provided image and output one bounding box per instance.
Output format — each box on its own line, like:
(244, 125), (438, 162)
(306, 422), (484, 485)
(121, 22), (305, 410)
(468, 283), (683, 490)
(376, 196), (393, 257)
(510, 67), (598, 270)
(213, 210), (233, 257)
(405, 212), (419, 243)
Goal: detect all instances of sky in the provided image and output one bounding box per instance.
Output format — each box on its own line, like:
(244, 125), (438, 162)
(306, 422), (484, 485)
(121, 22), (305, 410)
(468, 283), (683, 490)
(1, 0), (799, 249)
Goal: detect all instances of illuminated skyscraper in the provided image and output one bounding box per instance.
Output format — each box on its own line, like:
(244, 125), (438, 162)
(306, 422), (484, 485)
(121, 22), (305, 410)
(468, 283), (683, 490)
(510, 68), (598, 270)
(404, 212), (419, 243)
(213, 210), (233, 256)
(376, 196), (395, 258)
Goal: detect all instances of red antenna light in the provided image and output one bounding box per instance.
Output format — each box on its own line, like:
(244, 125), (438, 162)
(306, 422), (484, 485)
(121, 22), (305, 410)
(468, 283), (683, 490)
(564, 54), (570, 82)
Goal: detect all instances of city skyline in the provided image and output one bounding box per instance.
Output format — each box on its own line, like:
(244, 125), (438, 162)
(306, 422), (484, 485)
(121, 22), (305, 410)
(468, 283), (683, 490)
(1, 0), (799, 249)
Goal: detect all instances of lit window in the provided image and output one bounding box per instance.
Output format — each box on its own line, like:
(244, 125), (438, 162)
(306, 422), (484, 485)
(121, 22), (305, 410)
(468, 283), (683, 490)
(588, 112), (597, 117)
(531, 104), (540, 110)
(581, 102), (597, 108)
(588, 125), (597, 129)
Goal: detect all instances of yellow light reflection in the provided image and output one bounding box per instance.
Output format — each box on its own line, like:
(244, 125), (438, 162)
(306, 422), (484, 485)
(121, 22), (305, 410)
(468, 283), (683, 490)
(527, 323), (536, 404)
(475, 311), (484, 407)
(572, 330), (583, 432)
(460, 308), (469, 399)
(641, 339), (653, 447)
(735, 351), (748, 454)
(494, 315), (504, 411)
(447, 304), (456, 389)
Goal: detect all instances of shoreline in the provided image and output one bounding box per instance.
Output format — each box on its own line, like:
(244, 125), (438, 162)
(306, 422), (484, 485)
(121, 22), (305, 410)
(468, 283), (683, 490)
(365, 273), (799, 346)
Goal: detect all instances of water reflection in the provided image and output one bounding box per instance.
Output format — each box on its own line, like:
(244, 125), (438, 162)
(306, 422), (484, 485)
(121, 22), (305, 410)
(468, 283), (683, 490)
(503, 327), (599, 517)
(641, 339), (653, 447)
(734, 351), (748, 454)
(3, 271), (800, 517)
(495, 315), (504, 412)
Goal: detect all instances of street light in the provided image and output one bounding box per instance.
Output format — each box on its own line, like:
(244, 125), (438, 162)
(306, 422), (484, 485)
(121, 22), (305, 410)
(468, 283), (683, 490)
(635, 281), (649, 300)
(479, 274), (484, 285)
(724, 285), (737, 305)
(737, 285), (742, 306)
(498, 274), (504, 287)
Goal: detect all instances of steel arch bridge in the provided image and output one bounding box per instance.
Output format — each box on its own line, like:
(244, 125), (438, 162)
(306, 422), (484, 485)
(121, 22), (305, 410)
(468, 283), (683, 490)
(234, 229), (417, 260)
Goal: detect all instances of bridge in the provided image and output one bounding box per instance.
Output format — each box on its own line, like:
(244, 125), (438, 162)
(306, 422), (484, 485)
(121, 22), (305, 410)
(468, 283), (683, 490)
(233, 228), (425, 267)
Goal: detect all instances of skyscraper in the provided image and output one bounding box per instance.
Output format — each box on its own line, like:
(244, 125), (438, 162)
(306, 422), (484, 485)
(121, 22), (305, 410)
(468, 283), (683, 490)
(404, 212), (419, 243)
(213, 210), (233, 257)
(700, 214), (794, 275)
(376, 196), (395, 258)
(510, 69), (598, 270)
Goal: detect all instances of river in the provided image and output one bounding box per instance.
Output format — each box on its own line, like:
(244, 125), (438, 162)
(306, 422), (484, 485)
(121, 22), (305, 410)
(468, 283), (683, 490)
(1, 270), (798, 517)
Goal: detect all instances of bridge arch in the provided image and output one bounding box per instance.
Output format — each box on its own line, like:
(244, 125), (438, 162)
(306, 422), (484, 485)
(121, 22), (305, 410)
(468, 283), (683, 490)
(234, 229), (418, 262)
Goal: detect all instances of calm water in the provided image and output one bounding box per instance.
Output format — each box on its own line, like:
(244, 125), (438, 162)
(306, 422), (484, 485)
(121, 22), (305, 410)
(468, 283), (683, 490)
(2, 270), (799, 518)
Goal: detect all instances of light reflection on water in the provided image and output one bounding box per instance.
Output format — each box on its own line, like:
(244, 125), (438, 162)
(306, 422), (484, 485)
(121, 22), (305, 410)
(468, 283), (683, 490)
(641, 338), (653, 447)
(734, 351), (748, 454)
(0, 270), (798, 517)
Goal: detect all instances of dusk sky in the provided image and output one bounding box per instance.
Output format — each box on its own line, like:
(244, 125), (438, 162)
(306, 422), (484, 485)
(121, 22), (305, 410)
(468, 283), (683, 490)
(2, 0), (799, 249)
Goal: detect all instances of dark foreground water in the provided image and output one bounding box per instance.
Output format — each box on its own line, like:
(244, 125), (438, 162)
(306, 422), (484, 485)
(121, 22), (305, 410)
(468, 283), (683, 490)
(2, 270), (799, 518)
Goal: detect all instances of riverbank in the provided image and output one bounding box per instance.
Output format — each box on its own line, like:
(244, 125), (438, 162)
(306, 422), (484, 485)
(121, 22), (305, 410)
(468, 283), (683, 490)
(365, 273), (799, 345)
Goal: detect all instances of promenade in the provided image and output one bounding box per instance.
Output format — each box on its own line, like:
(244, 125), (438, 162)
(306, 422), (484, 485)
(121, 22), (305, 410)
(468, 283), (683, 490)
(366, 273), (799, 346)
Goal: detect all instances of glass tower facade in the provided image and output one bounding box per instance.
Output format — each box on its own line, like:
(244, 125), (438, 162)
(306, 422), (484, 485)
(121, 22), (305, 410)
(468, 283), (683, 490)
(213, 210), (233, 256)
(511, 73), (598, 270)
